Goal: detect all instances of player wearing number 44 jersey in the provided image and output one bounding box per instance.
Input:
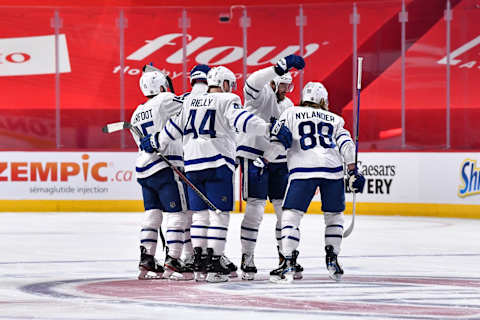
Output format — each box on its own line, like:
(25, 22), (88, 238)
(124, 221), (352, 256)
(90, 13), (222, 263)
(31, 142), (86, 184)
(140, 66), (292, 283)
(130, 65), (193, 281)
(263, 82), (366, 283)
(176, 64), (239, 279)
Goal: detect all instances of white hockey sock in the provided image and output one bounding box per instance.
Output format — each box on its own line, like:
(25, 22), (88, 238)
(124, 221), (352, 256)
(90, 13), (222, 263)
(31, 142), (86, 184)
(166, 212), (186, 259)
(208, 210), (230, 255)
(140, 209), (163, 256)
(281, 209), (304, 258)
(240, 198), (265, 254)
(191, 210), (209, 250)
(182, 211), (194, 258)
(272, 199), (283, 251)
(324, 212), (344, 254)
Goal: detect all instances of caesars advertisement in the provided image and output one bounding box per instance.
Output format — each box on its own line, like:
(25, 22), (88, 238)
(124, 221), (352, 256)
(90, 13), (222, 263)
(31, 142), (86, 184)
(0, 152), (479, 215)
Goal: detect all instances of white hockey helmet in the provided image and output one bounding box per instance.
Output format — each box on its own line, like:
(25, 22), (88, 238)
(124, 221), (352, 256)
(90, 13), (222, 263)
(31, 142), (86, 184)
(139, 71), (169, 97)
(301, 81), (329, 109)
(207, 66), (237, 92)
(272, 72), (294, 93)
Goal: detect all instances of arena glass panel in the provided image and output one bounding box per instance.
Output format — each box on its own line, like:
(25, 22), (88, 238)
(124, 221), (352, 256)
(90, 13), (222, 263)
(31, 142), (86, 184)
(348, 0), (403, 151)
(185, 6), (248, 97)
(448, 0), (480, 150)
(57, 7), (122, 149)
(242, 5), (301, 105)
(0, 8), (57, 150)
(403, 0), (451, 150)
(121, 7), (184, 150)
(303, 1), (359, 122)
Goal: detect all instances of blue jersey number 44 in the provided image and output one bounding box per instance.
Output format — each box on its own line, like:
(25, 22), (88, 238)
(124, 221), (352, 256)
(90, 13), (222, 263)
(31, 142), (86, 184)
(184, 109), (216, 138)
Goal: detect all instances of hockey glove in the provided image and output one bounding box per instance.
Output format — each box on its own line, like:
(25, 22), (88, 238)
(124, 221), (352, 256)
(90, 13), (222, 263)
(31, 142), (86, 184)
(270, 120), (292, 150)
(347, 168), (366, 193)
(140, 133), (160, 153)
(274, 54), (305, 76)
(253, 157), (268, 177)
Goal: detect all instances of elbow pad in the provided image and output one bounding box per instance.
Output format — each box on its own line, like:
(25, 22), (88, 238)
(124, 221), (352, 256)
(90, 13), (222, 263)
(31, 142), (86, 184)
(342, 142), (356, 165)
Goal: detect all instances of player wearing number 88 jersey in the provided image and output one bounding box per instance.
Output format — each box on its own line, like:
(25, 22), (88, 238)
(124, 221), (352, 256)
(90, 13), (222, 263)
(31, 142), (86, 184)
(264, 81), (365, 283)
(266, 82), (354, 182)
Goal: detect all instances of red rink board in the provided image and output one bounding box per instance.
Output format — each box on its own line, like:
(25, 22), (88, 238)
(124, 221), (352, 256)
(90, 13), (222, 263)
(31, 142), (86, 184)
(0, 0), (478, 149)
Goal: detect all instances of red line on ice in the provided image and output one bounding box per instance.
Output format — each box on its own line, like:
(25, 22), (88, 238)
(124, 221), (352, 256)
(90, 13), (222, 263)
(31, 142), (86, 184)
(77, 276), (480, 317)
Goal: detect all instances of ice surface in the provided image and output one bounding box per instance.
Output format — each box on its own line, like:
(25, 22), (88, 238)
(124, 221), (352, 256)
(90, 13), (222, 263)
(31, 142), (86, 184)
(0, 212), (479, 319)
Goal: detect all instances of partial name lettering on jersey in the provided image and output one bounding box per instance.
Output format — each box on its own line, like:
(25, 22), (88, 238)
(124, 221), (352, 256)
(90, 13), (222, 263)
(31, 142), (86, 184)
(130, 91), (184, 179)
(295, 110), (335, 122)
(133, 108), (153, 124)
(189, 97), (215, 108)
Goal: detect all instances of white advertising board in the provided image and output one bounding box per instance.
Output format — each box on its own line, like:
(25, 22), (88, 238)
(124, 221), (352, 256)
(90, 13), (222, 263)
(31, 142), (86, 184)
(335, 152), (480, 205)
(0, 152), (478, 209)
(0, 152), (140, 200)
(0, 35), (71, 77)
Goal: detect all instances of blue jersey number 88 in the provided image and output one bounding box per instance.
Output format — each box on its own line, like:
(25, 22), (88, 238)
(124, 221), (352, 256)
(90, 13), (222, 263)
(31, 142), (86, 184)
(298, 121), (335, 150)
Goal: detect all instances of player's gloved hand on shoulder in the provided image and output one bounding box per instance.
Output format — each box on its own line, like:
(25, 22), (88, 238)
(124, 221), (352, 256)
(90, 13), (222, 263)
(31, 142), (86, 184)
(253, 157), (268, 177)
(274, 54), (305, 76)
(270, 120), (292, 149)
(140, 133), (160, 153)
(347, 168), (366, 193)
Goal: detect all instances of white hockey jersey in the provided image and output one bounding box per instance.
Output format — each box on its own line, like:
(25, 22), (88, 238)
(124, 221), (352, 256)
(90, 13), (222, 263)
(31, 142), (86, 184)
(190, 82), (208, 95)
(130, 92), (183, 179)
(159, 92), (270, 173)
(236, 66), (293, 163)
(265, 106), (355, 180)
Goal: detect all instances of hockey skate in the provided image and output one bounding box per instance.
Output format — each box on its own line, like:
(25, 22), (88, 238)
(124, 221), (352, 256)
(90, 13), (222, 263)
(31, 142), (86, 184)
(163, 248), (194, 281)
(276, 246), (303, 280)
(325, 245), (343, 281)
(221, 255), (238, 278)
(240, 253), (257, 280)
(193, 247), (207, 282)
(269, 257), (295, 284)
(183, 254), (195, 270)
(292, 250), (304, 280)
(138, 246), (164, 280)
(205, 248), (230, 283)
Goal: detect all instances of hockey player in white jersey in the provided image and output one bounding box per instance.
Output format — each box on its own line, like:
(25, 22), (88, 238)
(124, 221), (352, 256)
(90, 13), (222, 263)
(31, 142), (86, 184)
(178, 64), (238, 278)
(189, 64), (210, 95)
(176, 64), (210, 272)
(131, 66), (192, 280)
(236, 54), (305, 280)
(140, 66), (292, 283)
(264, 82), (365, 283)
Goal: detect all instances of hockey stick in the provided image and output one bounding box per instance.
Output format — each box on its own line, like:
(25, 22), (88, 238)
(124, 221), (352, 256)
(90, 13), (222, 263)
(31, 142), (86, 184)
(102, 121), (222, 214)
(344, 56), (363, 238)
